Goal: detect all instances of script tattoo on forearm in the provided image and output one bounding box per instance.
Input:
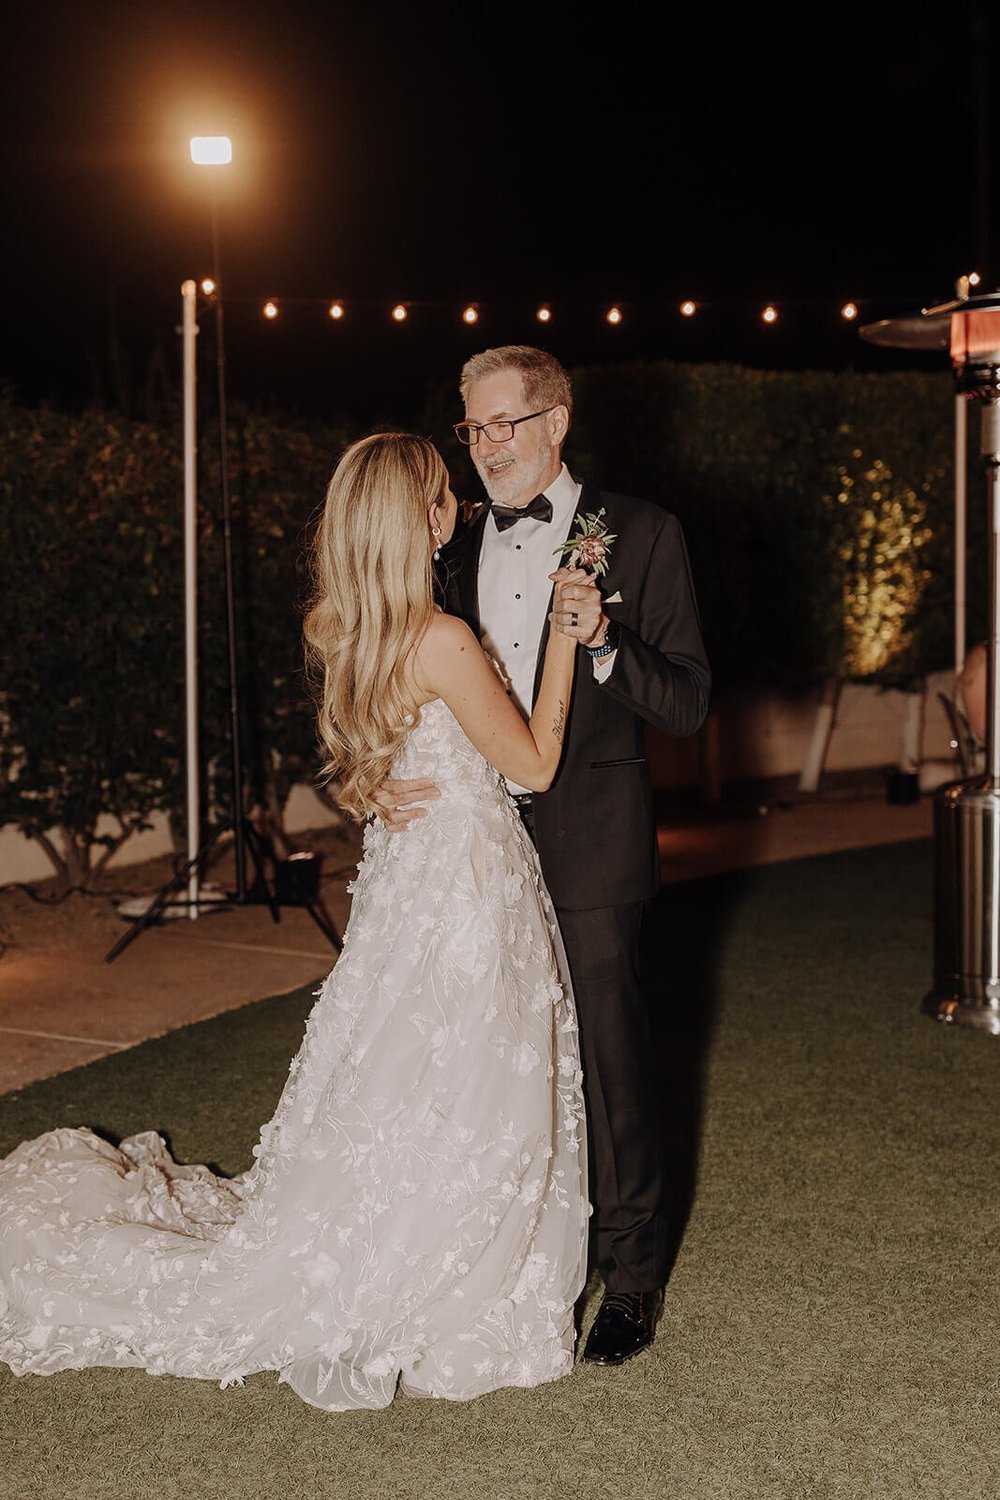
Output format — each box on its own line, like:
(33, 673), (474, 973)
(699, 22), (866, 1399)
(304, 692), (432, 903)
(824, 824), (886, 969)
(552, 698), (566, 743)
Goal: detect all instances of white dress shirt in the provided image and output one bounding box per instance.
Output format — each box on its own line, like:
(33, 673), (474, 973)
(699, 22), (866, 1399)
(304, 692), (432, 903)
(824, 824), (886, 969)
(478, 464), (616, 795)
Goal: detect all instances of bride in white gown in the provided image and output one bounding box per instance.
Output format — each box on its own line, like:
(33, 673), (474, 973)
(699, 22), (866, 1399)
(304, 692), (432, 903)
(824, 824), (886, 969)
(0, 433), (589, 1412)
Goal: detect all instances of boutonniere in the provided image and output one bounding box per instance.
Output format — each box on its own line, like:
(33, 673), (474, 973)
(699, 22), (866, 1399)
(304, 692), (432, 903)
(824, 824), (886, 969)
(553, 507), (618, 577)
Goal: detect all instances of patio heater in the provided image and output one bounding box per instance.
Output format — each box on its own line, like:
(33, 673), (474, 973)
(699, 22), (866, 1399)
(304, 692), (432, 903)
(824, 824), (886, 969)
(862, 287), (1000, 1033)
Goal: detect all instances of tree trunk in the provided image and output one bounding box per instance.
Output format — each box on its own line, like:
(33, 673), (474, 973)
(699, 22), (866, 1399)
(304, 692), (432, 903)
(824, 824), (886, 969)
(799, 677), (842, 794)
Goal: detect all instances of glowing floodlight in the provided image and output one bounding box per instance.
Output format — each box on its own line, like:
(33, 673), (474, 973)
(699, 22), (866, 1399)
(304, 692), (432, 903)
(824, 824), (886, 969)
(190, 136), (233, 166)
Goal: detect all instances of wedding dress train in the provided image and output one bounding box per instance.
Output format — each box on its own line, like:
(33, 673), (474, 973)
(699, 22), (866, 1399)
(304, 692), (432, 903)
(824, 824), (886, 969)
(0, 700), (588, 1411)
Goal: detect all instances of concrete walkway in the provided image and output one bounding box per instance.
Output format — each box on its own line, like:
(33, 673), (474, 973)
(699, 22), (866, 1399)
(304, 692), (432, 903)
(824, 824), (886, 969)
(0, 789), (934, 1096)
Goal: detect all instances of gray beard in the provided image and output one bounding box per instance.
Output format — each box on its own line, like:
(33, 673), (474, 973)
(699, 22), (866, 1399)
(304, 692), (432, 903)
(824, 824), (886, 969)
(476, 454), (549, 508)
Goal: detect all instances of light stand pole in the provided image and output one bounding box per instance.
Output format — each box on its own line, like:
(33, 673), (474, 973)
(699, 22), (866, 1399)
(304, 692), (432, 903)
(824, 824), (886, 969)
(182, 277), (200, 919)
(206, 182), (247, 901)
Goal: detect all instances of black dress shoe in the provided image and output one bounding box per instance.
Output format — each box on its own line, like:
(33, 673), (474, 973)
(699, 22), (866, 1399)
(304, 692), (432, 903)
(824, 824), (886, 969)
(582, 1290), (661, 1365)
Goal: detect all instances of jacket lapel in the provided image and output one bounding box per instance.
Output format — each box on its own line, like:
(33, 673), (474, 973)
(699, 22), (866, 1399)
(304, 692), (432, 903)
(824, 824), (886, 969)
(444, 503), (488, 632)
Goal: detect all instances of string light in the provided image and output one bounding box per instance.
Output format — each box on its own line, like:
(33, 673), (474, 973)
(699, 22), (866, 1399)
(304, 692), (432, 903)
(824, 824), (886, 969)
(198, 290), (994, 333)
(969, 271), (982, 287)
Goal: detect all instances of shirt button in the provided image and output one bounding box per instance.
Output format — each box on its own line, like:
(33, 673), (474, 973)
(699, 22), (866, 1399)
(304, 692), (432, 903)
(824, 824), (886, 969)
(515, 544), (522, 551)
(514, 593), (521, 600)
(514, 642), (519, 648)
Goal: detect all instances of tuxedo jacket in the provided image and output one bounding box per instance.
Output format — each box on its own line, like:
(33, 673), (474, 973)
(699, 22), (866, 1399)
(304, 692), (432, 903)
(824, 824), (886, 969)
(441, 480), (710, 910)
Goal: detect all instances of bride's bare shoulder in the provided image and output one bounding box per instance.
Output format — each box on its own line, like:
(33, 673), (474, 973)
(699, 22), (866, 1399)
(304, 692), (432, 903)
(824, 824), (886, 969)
(413, 612), (485, 700)
(419, 611), (479, 659)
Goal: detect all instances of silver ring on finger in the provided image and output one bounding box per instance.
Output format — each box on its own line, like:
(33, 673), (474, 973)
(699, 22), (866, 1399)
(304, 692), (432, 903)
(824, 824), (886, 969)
(570, 611), (579, 627)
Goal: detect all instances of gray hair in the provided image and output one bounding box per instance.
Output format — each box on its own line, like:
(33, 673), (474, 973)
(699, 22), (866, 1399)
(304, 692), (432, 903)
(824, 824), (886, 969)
(459, 345), (573, 418)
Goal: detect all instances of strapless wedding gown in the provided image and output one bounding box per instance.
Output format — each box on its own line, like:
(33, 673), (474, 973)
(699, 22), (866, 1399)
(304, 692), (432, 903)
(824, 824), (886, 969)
(0, 700), (588, 1411)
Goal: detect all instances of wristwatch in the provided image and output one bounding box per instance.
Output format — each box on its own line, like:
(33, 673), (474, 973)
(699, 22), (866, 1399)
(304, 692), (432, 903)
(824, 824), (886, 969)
(584, 619), (619, 659)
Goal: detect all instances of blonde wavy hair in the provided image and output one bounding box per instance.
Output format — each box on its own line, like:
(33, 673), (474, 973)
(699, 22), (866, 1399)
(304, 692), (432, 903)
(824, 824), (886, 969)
(304, 432), (445, 819)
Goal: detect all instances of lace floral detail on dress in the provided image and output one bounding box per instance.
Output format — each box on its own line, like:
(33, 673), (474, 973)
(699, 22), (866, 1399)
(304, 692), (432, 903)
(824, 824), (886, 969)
(0, 699), (588, 1411)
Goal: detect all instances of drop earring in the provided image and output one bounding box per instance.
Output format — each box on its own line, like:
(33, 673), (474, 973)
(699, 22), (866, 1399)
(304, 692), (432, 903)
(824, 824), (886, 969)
(432, 526), (442, 561)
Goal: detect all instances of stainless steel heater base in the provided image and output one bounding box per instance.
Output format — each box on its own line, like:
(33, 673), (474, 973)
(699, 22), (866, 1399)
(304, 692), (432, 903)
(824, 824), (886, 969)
(925, 776), (1000, 1033)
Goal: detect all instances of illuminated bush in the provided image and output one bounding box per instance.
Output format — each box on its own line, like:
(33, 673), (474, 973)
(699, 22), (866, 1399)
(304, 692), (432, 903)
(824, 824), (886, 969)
(823, 449), (936, 680)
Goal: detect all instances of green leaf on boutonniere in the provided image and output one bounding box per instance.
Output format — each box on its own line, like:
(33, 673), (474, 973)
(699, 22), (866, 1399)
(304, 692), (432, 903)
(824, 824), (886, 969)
(553, 507), (618, 577)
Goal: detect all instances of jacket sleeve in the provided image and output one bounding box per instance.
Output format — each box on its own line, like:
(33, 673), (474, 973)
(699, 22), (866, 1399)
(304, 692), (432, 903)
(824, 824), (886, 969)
(599, 511), (710, 737)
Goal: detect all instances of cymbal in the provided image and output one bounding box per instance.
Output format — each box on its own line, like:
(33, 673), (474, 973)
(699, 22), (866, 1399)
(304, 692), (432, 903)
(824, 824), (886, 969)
(860, 289), (1000, 351)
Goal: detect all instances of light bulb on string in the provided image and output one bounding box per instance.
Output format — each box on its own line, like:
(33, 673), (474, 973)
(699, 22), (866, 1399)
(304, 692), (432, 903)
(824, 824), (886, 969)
(679, 300), (697, 318)
(462, 305), (479, 325)
(391, 304), (408, 322)
(761, 304), (778, 325)
(606, 306), (623, 326)
(536, 305), (552, 323)
(263, 300), (279, 320)
(841, 302), (858, 321)
(328, 301), (344, 320)
(200, 278), (216, 296)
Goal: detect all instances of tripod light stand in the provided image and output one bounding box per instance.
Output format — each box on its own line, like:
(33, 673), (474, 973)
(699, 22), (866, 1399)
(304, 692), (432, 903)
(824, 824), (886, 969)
(105, 140), (341, 963)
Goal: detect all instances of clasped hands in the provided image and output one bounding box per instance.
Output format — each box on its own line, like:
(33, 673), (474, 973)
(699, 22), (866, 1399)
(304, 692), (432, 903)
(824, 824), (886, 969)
(372, 569), (607, 831)
(548, 564), (608, 648)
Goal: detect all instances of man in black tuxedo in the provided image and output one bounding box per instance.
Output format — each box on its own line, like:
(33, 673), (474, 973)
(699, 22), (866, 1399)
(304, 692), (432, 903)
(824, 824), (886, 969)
(381, 345), (709, 1364)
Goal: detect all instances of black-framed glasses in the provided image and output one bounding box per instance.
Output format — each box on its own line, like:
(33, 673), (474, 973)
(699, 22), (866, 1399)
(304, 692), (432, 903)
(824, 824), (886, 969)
(453, 406), (557, 446)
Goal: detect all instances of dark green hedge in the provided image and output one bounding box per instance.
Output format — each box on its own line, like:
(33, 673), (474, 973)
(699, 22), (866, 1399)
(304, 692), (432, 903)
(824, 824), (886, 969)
(566, 361), (971, 692)
(0, 395), (354, 885)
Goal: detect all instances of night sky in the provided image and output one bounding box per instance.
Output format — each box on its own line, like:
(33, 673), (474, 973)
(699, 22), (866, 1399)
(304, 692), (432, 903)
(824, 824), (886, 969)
(3, 2), (997, 426)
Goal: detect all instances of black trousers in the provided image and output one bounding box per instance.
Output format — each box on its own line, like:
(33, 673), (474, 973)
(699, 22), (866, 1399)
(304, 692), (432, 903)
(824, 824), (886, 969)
(513, 793), (666, 1292)
(556, 902), (666, 1294)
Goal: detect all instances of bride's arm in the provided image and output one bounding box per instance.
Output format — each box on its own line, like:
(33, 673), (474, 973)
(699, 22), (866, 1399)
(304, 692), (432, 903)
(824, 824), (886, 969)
(414, 576), (582, 793)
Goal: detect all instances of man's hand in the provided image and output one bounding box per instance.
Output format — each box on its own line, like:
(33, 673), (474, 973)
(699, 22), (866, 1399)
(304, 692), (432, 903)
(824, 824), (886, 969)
(370, 777), (441, 831)
(549, 567), (607, 646)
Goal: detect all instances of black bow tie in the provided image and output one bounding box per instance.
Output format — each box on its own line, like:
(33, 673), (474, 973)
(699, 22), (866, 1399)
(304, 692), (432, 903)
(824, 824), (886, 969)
(490, 495), (553, 532)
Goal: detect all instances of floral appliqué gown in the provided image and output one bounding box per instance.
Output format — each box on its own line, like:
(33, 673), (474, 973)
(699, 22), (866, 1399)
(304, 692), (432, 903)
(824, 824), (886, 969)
(0, 699), (588, 1411)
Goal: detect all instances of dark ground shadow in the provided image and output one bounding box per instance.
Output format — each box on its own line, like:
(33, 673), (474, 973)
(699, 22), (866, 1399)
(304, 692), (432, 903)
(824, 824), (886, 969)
(643, 862), (753, 1280)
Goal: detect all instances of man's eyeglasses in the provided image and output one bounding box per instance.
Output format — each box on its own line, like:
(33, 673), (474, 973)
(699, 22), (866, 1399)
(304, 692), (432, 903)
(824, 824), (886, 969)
(453, 406), (557, 446)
